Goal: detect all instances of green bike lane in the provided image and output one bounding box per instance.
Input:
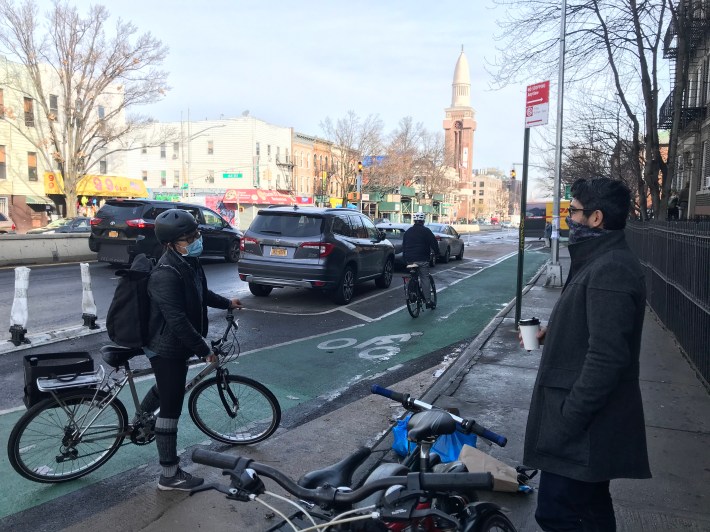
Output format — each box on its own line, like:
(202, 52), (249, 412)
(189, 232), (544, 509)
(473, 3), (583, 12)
(0, 250), (548, 520)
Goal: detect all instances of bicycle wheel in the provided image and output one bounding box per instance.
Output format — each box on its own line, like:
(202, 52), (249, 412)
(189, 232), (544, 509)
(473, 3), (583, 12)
(8, 390), (128, 483)
(188, 374), (281, 445)
(471, 511), (517, 532)
(406, 277), (421, 318)
(428, 274), (437, 309)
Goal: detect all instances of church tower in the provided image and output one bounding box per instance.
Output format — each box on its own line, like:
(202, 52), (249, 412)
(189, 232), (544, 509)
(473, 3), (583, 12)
(443, 47), (477, 188)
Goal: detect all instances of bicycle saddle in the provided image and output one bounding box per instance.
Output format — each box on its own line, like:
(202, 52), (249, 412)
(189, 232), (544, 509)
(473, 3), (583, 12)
(407, 410), (456, 442)
(298, 446), (371, 489)
(100, 345), (144, 368)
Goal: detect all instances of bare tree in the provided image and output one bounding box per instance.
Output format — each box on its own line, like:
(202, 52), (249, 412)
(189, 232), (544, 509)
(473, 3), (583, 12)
(415, 131), (455, 200)
(320, 110), (383, 207)
(0, 0), (169, 215)
(491, 0), (670, 219)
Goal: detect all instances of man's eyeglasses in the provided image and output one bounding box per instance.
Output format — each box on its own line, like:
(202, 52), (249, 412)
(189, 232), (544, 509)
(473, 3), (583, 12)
(177, 231), (201, 244)
(568, 206), (595, 216)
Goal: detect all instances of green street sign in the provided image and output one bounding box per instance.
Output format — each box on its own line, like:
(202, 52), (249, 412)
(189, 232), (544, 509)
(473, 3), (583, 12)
(564, 184), (571, 200)
(223, 173), (243, 178)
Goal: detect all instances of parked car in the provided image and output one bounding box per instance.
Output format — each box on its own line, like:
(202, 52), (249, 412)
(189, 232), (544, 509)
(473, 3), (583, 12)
(0, 213), (16, 234)
(89, 199), (242, 264)
(425, 223), (465, 263)
(376, 222), (435, 269)
(26, 217), (92, 234)
(238, 206), (395, 304)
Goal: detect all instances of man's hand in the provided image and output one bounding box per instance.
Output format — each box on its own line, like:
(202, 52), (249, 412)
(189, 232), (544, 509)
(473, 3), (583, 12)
(229, 298), (243, 310)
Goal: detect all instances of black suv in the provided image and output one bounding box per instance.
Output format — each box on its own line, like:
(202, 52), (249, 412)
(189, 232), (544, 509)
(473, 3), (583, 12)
(238, 206), (395, 304)
(89, 199), (242, 264)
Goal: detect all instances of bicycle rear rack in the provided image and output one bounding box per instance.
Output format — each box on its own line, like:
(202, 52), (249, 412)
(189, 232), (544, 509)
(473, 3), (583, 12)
(36, 365), (105, 392)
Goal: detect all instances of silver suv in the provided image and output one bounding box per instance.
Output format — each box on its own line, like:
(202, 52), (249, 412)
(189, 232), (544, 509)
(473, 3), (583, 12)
(238, 206), (395, 304)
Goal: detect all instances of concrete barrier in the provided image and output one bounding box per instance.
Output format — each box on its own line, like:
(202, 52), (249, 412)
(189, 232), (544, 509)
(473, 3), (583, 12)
(451, 223), (481, 234)
(0, 234), (96, 266)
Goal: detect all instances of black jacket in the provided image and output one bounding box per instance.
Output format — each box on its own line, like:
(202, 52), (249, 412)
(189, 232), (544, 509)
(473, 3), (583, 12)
(402, 224), (439, 263)
(523, 230), (651, 482)
(147, 249), (230, 359)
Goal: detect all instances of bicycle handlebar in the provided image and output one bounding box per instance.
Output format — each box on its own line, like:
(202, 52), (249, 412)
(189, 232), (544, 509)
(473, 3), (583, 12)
(210, 309), (239, 356)
(191, 449), (494, 505)
(371, 384), (508, 447)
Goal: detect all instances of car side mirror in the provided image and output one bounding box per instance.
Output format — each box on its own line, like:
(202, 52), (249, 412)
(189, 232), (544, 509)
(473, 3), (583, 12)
(377, 230), (387, 241)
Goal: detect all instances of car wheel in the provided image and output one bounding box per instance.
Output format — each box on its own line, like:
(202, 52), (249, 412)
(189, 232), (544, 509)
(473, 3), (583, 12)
(225, 238), (240, 262)
(441, 247), (451, 263)
(455, 244), (464, 260)
(375, 257), (394, 288)
(249, 283), (273, 297)
(331, 265), (356, 304)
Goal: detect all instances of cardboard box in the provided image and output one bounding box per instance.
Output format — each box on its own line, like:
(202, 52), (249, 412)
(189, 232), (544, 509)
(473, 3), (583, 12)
(458, 444), (519, 492)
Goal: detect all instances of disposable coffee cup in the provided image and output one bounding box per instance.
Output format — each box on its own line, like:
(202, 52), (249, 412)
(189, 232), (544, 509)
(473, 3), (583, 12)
(519, 317), (541, 351)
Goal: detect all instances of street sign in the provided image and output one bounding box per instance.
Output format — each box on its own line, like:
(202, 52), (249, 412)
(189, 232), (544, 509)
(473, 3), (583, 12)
(525, 81), (550, 128)
(223, 173), (243, 178)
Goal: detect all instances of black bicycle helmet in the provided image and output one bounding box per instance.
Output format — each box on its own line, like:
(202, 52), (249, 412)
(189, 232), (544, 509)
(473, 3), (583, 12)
(154, 209), (199, 244)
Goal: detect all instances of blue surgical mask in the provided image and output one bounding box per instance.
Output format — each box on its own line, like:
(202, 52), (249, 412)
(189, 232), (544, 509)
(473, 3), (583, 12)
(181, 236), (203, 257)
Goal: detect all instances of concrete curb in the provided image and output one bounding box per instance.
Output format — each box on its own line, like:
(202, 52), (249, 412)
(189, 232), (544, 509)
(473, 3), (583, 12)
(0, 321), (106, 356)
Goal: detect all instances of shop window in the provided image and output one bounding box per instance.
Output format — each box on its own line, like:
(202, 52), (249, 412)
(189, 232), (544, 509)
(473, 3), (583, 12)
(24, 97), (34, 127)
(28, 152), (38, 181)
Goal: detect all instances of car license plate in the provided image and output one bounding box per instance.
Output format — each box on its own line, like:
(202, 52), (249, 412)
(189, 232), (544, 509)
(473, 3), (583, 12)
(108, 230), (118, 238)
(270, 247), (287, 257)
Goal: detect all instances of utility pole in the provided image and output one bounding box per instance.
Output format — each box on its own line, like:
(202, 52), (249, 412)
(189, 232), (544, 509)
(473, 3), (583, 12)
(357, 161), (363, 212)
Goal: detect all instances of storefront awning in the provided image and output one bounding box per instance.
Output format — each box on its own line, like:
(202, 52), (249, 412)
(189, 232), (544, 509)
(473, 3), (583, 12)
(223, 188), (294, 206)
(25, 194), (53, 205)
(44, 172), (148, 198)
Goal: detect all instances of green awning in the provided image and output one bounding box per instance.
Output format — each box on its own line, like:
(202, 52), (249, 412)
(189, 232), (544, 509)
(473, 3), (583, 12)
(25, 195), (53, 205)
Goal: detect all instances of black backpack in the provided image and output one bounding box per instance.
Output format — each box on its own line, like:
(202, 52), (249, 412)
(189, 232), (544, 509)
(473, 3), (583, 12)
(106, 253), (179, 348)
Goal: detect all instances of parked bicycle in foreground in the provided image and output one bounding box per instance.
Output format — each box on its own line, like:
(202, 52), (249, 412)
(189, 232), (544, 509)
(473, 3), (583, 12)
(404, 263), (437, 318)
(189, 384), (516, 531)
(7, 309), (281, 483)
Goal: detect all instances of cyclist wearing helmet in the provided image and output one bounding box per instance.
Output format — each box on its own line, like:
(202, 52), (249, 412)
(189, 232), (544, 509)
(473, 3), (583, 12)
(142, 209), (242, 491)
(402, 212), (440, 308)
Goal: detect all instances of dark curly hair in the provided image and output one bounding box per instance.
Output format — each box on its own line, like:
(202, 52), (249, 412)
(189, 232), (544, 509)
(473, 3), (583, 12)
(569, 178), (631, 230)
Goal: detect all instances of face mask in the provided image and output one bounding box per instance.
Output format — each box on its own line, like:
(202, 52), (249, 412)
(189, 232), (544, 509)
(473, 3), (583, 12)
(179, 236), (203, 257)
(566, 216), (604, 244)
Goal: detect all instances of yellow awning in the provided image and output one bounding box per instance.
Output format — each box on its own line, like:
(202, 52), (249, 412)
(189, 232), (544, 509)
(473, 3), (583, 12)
(44, 172), (148, 198)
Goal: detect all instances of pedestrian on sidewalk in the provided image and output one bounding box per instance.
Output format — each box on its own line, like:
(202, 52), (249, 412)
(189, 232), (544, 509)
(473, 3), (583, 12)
(141, 209), (242, 491)
(523, 177), (650, 531)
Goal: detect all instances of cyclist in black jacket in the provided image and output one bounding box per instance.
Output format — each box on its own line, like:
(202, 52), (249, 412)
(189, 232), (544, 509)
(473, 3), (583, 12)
(402, 212), (440, 308)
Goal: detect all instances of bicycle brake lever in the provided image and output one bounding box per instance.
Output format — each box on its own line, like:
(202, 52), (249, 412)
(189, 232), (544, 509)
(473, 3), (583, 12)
(188, 482), (232, 496)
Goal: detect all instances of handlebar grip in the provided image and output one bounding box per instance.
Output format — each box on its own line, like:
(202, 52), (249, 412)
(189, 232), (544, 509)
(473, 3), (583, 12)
(192, 448), (241, 470)
(371, 384), (408, 404)
(471, 424), (507, 447)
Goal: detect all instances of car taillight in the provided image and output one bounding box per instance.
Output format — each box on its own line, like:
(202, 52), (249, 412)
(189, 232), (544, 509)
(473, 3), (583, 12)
(241, 236), (258, 251)
(125, 218), (155, 229)
(90, 217), (102, 226)
(239, 274), (247, 281)
(300, 242), (334, 258)
(11, 223), (16, 231)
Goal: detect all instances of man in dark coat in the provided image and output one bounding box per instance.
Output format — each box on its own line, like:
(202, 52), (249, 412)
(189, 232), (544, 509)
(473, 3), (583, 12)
(402, 212), (440, 308)
(523, 178), (651, 531)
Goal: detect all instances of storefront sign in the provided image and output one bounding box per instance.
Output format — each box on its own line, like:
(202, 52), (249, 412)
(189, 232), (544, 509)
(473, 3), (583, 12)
(44, 172), (148, 198)
(223, 188), (294, 205)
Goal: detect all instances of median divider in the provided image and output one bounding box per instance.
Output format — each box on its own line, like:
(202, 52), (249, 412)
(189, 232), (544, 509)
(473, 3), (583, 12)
(0, 234), (97, 267)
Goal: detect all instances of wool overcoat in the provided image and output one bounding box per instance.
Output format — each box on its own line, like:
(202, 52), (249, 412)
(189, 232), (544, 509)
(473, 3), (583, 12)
(523, 230), (651, 482)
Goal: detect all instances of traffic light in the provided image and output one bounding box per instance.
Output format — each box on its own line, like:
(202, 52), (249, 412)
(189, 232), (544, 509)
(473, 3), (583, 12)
(358, 161), (363, 173)
(510, 169), (516, 179)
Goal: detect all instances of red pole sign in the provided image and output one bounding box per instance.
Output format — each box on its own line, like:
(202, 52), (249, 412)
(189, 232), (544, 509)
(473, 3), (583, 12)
(525, 81), (550, 128)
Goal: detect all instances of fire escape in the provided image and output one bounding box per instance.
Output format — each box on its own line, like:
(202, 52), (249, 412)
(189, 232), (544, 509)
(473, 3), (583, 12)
(275, 155), (294, 196)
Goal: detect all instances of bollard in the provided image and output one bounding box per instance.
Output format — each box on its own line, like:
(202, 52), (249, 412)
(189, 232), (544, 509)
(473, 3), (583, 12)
(80, 263), (99, 329)
(9, 267), (31, 346)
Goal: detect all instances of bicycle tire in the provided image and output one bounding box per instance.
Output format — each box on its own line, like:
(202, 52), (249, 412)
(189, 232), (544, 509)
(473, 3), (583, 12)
(472, 511), (517, 532)
(7, 389), (128, 483)
(428, 274), (437, 309)
(188, 374), (281, 445)
(406, 277), (421, 318)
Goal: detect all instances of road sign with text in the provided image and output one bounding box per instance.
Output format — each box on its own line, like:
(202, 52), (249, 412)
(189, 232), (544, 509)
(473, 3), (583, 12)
(525, 81), (550, 128)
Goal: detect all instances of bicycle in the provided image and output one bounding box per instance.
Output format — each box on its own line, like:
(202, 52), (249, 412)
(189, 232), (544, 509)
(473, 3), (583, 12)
(404, 263), (437, 318)
(189, 385), (516, 531)
(7, 309), (281, 483)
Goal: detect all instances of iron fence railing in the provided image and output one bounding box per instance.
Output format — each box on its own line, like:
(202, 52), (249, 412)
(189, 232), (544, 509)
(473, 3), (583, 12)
(626, 220), (710, 386)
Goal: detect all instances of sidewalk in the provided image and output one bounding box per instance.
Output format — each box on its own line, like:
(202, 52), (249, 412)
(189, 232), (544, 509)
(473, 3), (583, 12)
(6, 245), (710, 532)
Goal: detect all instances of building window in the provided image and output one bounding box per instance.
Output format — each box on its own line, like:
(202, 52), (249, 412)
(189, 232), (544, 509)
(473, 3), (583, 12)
(28, 152), (38, 181)
(160, 143), (166, 159)
(479, 190), (484, 196)
(703, 141), (710, 189)
(97, 105), (105, 119)
(285, 148), (290, 164)
(0, 145), (6, 180)
(173, 170), (180, 187)
(141, 144), (147, 154)
(160, 170), (166, 186)
(99, 159), (107, 174)
(478, 198), (484, 204)
(142, 170), (148, 181)
(267, 144), (271, 159)
(207, 140), (214, 155)
(0, 89), (4, 118)
(479, 181), (485, 187)
(206, 169), (214, 183)
(173, 142), (179, 159)
(24, 97), (34, 127)
(256, 142), (260, 156)
(276, 146), (280, 162)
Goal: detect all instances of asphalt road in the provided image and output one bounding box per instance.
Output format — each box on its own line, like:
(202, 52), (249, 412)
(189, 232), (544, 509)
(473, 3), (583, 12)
(0, 227), (548, 522)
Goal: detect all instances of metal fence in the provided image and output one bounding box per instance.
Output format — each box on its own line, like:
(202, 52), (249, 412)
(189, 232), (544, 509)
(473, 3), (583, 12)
(626, 220), (710, 386)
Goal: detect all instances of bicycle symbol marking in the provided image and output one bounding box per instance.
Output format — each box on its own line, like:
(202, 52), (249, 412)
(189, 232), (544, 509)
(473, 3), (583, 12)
(317, 333), (423, 360)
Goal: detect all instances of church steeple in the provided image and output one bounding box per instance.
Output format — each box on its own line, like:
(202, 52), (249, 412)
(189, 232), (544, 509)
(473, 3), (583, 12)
(451, 46), (471, 108)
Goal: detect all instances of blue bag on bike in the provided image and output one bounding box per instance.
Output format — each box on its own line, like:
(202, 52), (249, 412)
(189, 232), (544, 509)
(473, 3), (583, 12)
(391, 414), (477, 461)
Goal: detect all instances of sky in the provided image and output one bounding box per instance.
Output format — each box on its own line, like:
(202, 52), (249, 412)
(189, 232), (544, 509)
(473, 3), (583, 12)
(32, 0), (550, 190)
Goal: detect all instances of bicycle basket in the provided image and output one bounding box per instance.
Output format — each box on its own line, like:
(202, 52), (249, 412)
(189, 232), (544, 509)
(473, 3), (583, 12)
(23, 352), (94, 408)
